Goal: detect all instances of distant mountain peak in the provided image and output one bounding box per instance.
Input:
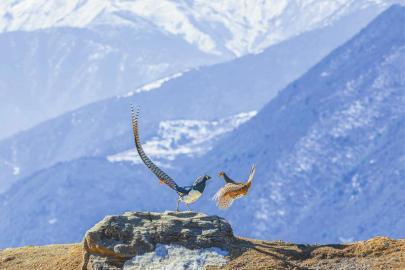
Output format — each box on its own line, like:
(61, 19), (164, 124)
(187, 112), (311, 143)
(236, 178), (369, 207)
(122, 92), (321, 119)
(0, 0), (398, 56)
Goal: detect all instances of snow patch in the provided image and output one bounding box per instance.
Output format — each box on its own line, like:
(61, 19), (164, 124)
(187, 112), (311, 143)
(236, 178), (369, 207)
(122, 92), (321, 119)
(123, 244), (229, 270)
(339, 237), (354, 243)
(123, 71), (185, 97)
(321, 71), (329, 77)
(48, 218), (58, 225)
(107, 111), (256, 164)
(12, 166), (20, 175)
(2, 158), (20, 176)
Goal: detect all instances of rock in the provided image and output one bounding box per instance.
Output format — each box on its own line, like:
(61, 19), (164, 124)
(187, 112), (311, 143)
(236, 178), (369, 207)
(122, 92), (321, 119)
(123, 244), (229, 270)
(81, 211), (235, 270)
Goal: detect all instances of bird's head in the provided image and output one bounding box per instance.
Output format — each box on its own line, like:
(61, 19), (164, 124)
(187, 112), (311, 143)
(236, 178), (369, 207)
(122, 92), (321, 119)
(193, 175), (212, 187)
(218, 171), (225, 178)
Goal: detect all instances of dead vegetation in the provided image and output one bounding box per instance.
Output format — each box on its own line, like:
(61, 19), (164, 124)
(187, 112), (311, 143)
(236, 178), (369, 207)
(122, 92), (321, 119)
(1, 237), (404, 270)
(0, 244), (82, 270)
(218, 236), (405, 270)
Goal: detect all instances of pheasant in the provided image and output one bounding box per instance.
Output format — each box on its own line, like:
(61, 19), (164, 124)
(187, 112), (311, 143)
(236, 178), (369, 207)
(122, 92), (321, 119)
(131, 106), (212, 211)
(213, 164), (256, 209)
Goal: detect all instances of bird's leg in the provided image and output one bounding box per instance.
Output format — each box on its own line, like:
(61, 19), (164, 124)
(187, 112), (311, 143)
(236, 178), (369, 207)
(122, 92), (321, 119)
(176, 197), (181, 212)
(185, 203), (191, 211)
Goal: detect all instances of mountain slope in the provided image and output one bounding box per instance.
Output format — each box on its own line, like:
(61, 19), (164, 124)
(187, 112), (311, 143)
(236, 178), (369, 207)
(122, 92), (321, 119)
(0, 7), (383, 192)
(0, 0), (397, 138)
(183, 4), (405, 243)
(0, 158), (174, 247)
(0, 4), (403, 248)
(0, 25), (223, 139)
(0, 110), (257, 247)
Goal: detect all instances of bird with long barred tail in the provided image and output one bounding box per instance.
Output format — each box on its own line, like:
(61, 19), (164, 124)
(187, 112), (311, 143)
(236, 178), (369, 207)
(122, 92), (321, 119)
(130, 106), (212, 211)
(213, 165), (256, 209)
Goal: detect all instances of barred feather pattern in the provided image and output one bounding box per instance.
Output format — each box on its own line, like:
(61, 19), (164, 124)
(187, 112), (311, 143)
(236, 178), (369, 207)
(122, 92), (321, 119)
(131, 106), (182, 194)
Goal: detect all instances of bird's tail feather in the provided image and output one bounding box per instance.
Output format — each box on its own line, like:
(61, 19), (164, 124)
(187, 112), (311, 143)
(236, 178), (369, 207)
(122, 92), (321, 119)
(247, 164), (256, 184)
(130, 105), (182, 194)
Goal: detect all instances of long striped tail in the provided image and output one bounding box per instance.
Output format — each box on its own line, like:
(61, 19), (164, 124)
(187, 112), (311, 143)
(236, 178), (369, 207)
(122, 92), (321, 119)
(130, 105), (183, 194)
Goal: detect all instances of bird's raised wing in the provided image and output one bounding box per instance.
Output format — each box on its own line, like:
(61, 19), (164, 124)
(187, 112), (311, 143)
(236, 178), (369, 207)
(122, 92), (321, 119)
(131, 106), (182, 194)
(213, 183), (246, 209)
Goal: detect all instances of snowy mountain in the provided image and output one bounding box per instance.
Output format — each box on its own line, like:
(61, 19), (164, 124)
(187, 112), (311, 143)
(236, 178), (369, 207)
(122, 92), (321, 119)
(184, 4), (405, 243)
(0, 7), (383, 192)
(0, 0), (397, 138)
(0, 0), (397, 56)
(0, 5), (403, 248)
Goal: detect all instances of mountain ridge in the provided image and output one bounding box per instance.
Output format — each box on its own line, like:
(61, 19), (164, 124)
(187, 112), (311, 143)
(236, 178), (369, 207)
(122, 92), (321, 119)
(0, 6), (385, 191)
(182, 4), (405, 243)
(0, 1), (396, 138)
(0, 0), (397, 56)
(0, 3), (403, 249)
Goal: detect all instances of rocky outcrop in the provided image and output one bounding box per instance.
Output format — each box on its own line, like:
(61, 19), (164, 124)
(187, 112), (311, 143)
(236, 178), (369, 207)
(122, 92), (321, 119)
(81, 211), (235, 270)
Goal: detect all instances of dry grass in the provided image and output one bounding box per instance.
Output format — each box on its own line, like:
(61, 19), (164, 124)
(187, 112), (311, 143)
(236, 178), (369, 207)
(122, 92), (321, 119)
(0, 244), (82, 270)
(210, 237), (405, 270)
(1, 237), (404, 270)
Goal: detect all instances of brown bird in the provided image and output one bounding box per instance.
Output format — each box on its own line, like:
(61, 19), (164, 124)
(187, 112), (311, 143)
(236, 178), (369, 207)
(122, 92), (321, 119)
(213, 164), (256, 209)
